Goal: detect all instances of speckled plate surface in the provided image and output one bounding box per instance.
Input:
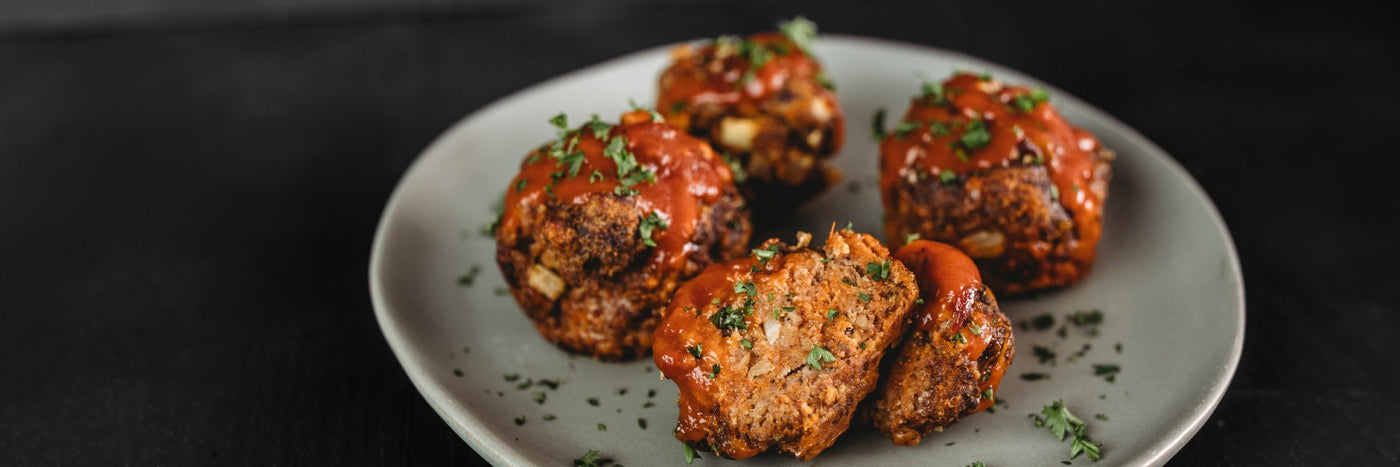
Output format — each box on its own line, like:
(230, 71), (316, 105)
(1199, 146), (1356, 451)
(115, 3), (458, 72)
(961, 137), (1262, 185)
(369, 36), (1244, 466)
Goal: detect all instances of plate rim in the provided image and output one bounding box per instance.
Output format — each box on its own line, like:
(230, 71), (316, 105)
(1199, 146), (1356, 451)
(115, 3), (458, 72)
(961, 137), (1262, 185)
(368, 34), (1246, 466)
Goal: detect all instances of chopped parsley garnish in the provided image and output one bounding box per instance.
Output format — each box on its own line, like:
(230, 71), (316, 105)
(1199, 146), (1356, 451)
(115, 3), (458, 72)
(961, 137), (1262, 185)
(647, 389), (656, 398)
(1022, 372), (1051, 381)
(740, 339), (753, 349)
(586, 397), (599, 406)
(904, 233), (920, 244)
(589, 170), (605, 183)
(669, 100), (688, 114)
(893, 120), (920, 139)
(602, 134), (655, 196)
(719, 152), (746, 183)
(866, 260), (893, 280)
(1067, 343), (1092, 363)
(967, 322), (982, 335)
(553, 149), (586, 178)
(503, 373), (520, 382)
(920, 78), (947, 105)
(1032, 400), (1104, 461)
(841, 278), (856, 287)
(574, 449), (605, 467)
(543, 413), (556, 421)
(914, 298), (925, 304)
(938, 169), (957, 184)
(827, 308), (840, 321)
(516, 379), (533, 390)
(585, 114), (611, 139)
(638, 418), (648, 430)
(710, 304), (748, 330)
(515, 179), (528, 192)
(596, 423), (607, 432)
(733, 280), (757, 297)
(1028, 313), (1056, 331)
(929, 121), (951, 136)
(1050, 185), (1060, 201)
(778, 16), (817, 54)
(752, 244), (781, 263)
(1069, 309), (1104, 326)
(549, 113), (568, 131)
(1115, 342), (1123, 354)
(1014, 87), (1051, 112)
(639, 211), (668, 247)
(859, 341), (867, 350)
(1033, 345), (1056, 364)
(628, 99), (665, 122)
(615, 387), (627, 396)
(457, 264), (481, 286)
(687, 343), (703, 359)
(1093, 364), (1120, 383)
(959, 118), (990, 151)
(538, 379), (560, 390)
(533, 392), (546, 404)
(951, 332), (967, 344)
(1071, 425), (1103, 461)
(858, 293), (871, 303)
(816, 70), (836, 90)
(734, 40), (773, 86)
(643, 401), (655, 408)
(806, 345), (837, 370)
(706, 364), (721, 378)
(683, 443), (700, 464)
(870, 108), (887, 140)
(1095, 413), (1108, 421)
(452, 369), (462, 377)
(967, 462), (986, 467)
(514, 416), (526, 426)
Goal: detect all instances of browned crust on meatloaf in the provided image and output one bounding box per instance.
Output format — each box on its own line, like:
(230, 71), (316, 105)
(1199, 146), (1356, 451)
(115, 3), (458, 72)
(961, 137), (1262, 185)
(653, 228), (918, 460)
(497, 189), (750, 360)
(865, 286), (1013, 445)
(883, 157), (1112, 294)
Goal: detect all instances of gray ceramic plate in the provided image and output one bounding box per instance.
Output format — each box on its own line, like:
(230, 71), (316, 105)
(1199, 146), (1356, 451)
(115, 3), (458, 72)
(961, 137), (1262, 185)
(369, 36), (1244, 466)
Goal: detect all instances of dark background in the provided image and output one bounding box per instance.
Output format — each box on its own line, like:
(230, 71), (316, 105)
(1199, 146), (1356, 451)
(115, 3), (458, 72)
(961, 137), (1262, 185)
(3, 0), (1397, 465)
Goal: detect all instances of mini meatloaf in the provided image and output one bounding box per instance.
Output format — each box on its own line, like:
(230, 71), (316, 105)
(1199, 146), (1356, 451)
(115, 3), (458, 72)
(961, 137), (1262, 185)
(864, 239), (1014, 446)
(657, 18), (845, 222)
(878, 72), (1114, 293)
(494, 109), (751, 360)
(653, 228), (918, 460)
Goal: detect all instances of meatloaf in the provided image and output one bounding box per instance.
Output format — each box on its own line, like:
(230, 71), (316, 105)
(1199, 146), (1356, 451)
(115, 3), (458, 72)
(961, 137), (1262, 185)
(653, 227), (917, 460)
(495, 109), (751, 360)
(878, 72), (1114, 293)
(657, 17), (845, 223)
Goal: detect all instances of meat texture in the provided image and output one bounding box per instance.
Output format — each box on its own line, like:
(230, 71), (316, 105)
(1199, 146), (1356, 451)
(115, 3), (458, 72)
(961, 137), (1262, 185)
(653, 228), (918, 460)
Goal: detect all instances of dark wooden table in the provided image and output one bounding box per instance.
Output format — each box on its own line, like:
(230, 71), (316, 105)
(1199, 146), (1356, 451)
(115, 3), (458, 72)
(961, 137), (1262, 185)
(3, 1), (1396, 464)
